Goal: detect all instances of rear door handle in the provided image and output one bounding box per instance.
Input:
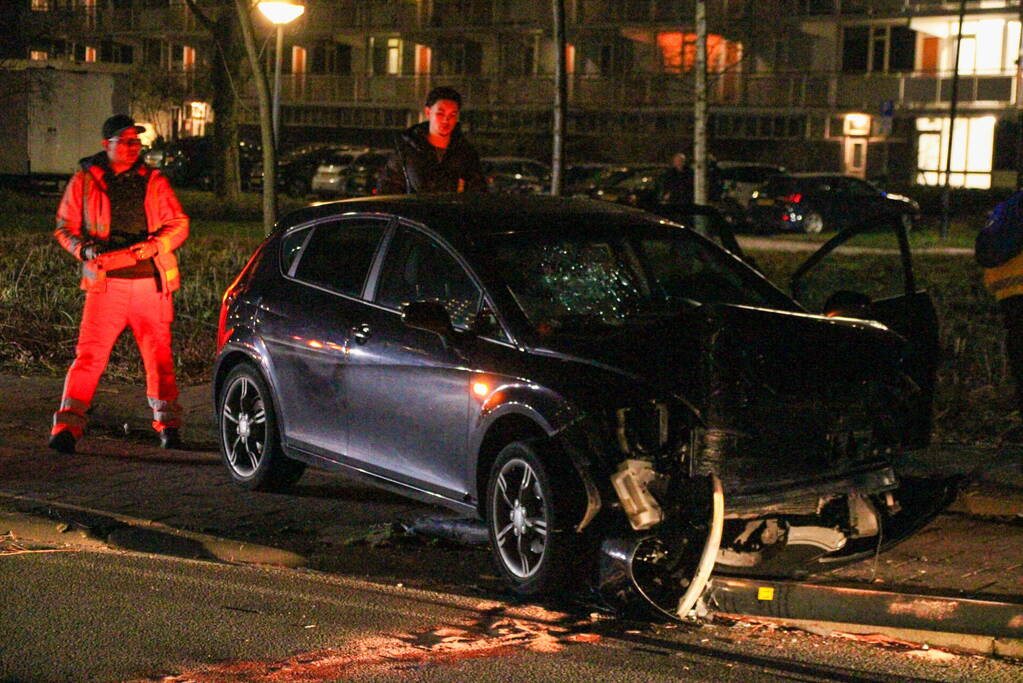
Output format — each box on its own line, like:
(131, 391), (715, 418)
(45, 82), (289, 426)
(352, 323), (372, 344)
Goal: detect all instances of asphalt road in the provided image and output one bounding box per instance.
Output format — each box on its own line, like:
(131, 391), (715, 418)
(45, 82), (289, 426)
(4, 547), (1021, 682)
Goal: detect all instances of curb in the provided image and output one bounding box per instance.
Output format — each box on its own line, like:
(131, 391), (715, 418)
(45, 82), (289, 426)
(0, 493), (306, 569)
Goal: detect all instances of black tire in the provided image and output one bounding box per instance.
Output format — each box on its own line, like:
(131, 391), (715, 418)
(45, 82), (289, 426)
(485, 440), (587, 596)
(218, 363), (305, 491)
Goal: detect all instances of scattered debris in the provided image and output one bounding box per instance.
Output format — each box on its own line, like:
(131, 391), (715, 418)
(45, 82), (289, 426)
(157, 604), (600, 681)
(0, 531), (68, 556)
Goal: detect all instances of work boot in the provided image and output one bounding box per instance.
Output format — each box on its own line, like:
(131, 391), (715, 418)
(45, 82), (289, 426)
(159, 427), (182, 450)
(48, 429), (76, 454)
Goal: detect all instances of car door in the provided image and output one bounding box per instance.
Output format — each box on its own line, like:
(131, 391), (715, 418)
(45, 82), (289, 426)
(789, 220), (939, 448)
(258, 216), (391, 458)
(343, 223), (482, 500)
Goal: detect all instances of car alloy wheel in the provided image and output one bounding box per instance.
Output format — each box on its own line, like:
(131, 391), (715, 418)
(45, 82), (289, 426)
(803, 211), (824, 234)
(218, 364), (305, 491)
(491, 455), (549, 580)
(485, 440), (588, 595)
(221, 372), (267, 478)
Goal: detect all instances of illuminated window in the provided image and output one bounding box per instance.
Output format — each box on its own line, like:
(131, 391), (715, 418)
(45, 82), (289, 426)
(182, 45), (195, 71)
(31, 0), (49, 10)
(291, 46), (306, 74)
(656, 32), (742, 75)
(30, 50), (48, 60)
(915, 116), (995, 189)
(84, 46), (97, 62)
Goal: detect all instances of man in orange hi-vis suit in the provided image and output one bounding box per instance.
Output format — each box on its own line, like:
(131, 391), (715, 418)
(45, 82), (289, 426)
(49, 114), (189, 454)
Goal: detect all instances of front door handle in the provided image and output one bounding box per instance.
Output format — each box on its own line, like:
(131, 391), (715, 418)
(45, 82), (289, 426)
(352, 323), (372, 344)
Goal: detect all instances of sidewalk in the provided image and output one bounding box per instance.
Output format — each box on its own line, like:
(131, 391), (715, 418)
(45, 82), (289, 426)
(1, 373), (1022, 602)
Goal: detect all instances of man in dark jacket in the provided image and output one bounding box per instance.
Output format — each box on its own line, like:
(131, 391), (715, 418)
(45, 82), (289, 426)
(378, 86), (487, 194)
(657, 152), (693, 205)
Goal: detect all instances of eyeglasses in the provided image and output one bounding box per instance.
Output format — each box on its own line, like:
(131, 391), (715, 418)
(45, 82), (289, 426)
(109, 138), (143, 148)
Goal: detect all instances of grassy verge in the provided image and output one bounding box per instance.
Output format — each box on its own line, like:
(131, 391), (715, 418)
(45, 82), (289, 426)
(0, 189), (1011, 444)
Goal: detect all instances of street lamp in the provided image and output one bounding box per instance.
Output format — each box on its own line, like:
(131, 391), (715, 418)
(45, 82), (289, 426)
(257, 0), (305, 150)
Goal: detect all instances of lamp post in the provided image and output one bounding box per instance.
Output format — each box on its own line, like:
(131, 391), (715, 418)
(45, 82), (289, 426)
(257, 0), (304, 151)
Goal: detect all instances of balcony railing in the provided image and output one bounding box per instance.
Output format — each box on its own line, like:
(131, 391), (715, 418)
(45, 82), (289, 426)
(242, 68), (1017, 112)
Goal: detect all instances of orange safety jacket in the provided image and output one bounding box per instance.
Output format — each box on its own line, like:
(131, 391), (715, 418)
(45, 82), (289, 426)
(984, 250), (1023, 301)
(54, 154), (189, 293)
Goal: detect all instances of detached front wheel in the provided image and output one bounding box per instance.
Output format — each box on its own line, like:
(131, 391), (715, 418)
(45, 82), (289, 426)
(218, 364), (305, 491)
(486, 441), (584, 596)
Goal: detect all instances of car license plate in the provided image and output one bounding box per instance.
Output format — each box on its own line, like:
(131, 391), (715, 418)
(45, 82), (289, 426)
(756, 198), (774, 206)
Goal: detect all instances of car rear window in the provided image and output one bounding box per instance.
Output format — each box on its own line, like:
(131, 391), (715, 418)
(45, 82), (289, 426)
(292, 219), (387, 297)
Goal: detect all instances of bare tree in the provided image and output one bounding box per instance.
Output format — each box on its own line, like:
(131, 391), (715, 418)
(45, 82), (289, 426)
(182, 0), (249, 204)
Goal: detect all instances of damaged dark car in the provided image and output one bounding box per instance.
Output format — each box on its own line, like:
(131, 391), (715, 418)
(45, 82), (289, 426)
(213, 194), (946, 617)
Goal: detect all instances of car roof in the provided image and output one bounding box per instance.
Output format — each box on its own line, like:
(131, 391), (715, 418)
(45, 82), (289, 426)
(282, 194), (656, 242)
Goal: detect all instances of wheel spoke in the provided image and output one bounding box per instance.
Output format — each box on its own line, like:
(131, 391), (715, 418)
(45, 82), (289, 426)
(527, 518), (547, 536)
(252, 408), (266, 424)
(517, 533), (529, 576)
(519, 465), (533, 495)
(228, 436), (241, 466)
(496, 521), (514, 544)
(223, 405), (237, 424)
(497, 472), (513, 508)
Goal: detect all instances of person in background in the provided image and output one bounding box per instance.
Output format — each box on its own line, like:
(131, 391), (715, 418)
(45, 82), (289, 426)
(49, 114), (189, 454)
(378, 86), (487, 194)
(657, 152), (693, 205)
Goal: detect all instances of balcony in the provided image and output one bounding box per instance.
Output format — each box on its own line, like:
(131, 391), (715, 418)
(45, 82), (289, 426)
(244, 69), (1020, 113)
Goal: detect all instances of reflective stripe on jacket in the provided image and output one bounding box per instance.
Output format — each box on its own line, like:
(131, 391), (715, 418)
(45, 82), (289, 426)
(54, 159), (189, 293)
(984, 250), (1023, 301)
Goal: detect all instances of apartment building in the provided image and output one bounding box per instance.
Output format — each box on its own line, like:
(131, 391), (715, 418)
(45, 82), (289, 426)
(14, 0), (1023, 188)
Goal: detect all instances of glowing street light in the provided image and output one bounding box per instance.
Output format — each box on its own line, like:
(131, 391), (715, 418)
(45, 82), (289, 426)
(257, 0), (305, 150)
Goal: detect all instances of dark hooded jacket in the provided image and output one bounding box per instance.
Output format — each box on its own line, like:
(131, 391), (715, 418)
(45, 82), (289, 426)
(377, 121), (487, 194)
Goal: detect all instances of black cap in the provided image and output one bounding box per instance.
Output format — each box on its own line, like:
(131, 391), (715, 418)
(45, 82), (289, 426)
(102, 114), (145, 140)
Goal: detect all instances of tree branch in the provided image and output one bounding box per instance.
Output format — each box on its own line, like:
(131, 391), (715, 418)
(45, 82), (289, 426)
(182, 0), (216, 31)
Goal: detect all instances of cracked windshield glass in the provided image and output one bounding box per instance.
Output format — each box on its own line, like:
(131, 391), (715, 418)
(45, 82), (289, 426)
(487, 226), (788, 335)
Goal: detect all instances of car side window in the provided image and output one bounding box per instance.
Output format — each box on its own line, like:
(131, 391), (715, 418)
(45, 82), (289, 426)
(291, 219), (387, 297)
(376, 227), (482, 330)
(280, 226), (312, 276)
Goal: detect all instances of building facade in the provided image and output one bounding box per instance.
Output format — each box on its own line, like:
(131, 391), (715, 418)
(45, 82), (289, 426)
(16, 0), (1023, 188)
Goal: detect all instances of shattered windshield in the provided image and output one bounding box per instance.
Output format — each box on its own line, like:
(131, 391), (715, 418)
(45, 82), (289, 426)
(485, 225), (790, 335)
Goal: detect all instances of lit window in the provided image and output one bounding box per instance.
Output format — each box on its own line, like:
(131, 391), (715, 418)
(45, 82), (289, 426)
(84, 46), (97, 62)
(182, 45), (195, 71)
(31, 0), (49, 10)
(292, 46), (307, 73)
(387, 38), (401, 74)
(30, 50), (48, 61)
(915, 116), (994, 189)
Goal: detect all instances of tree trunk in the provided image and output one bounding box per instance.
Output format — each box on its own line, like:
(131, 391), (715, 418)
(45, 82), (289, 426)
(234, 0), (277, 233)
(211, 9), (242, 204)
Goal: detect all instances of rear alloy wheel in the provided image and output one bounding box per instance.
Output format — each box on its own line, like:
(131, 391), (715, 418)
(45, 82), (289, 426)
(486, 441), (584, 596)
(802, 211), (825, 234)
(218, 364), (305, 491)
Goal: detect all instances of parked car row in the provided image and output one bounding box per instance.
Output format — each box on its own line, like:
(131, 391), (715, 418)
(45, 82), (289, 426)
(150, 138), (920, 234)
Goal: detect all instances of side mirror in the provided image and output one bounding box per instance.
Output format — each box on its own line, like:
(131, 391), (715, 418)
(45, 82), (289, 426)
(401, 300), (454, 337)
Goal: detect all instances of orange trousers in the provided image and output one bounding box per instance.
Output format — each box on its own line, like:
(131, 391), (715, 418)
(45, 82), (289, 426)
(52, 277), (181, 437)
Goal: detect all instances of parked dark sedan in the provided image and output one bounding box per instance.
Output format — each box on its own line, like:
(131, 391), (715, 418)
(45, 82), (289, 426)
(749, 173), (919, 234)
(213, 194), (944, 614)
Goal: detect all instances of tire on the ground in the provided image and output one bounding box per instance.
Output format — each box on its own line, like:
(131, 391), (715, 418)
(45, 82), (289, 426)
(218, 363), (305, 491)
(485, 439), (590, 596)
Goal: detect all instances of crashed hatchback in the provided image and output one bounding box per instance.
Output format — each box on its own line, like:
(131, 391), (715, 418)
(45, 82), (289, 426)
(213, 195), (946, 616)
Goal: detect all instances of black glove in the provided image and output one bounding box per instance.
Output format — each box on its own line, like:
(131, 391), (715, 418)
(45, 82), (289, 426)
(79, 240), (104, 261)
